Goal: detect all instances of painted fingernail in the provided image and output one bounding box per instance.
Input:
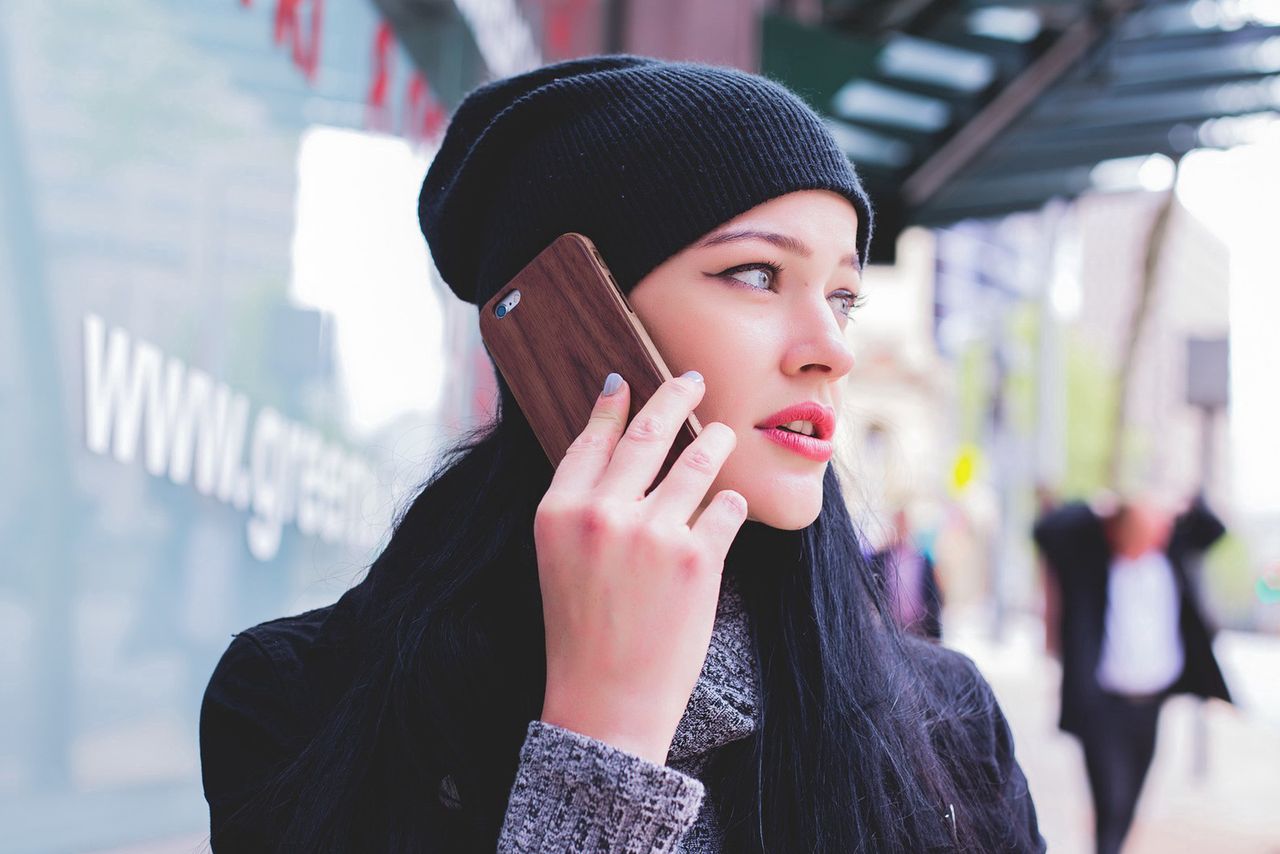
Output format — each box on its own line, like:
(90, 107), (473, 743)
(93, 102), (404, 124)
(681, 370), (703, 383)
(602, 372), (623, 396)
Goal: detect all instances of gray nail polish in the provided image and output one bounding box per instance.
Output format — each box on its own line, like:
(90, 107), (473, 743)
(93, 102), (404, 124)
(681, 370), (703, 383)
(602, 372), (622, 396)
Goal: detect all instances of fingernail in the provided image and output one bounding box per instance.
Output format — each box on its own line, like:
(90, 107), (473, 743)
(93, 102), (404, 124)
(681, 370), (703, 383)
(602, 372), (622, 396)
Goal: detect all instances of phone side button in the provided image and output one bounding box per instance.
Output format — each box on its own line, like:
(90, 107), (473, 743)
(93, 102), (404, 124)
(609, 277), (633, 310)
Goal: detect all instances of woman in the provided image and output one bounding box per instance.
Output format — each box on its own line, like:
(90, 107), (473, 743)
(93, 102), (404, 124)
(200, 55), (1044, 852)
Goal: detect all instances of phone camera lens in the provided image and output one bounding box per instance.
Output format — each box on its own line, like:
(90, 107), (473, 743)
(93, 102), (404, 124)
(495, 304), (507, 318)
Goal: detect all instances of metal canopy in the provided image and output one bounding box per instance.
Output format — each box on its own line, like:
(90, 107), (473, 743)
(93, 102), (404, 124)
(763, 0), (1280, 261)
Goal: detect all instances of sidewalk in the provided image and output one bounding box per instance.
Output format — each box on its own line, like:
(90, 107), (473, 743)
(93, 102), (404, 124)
(950, 614), (1280, 854)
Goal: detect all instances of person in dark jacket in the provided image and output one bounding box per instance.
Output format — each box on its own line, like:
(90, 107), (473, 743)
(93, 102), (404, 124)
(201, 55), (1044, 853)
(1033, 493), (1231, 854)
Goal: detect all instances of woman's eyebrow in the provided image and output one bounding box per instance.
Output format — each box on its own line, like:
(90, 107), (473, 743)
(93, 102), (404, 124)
(698, 228), (860, 270)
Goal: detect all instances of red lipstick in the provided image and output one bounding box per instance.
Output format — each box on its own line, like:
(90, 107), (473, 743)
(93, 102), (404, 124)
(754, 402), (835, 462)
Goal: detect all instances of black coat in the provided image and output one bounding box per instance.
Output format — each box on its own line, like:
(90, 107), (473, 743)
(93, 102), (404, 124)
(1032, 498), (1232, 737)
(199, 577), (1045, 851)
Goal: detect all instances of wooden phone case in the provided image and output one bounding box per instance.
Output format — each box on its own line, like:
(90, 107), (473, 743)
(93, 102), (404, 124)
(479, 233), (702, 485)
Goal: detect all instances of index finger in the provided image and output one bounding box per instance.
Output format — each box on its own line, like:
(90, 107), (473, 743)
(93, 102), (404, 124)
(548, 373), (631, 495)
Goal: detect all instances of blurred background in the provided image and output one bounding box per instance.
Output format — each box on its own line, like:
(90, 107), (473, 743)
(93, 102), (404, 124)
(1, 0), (1277, 851)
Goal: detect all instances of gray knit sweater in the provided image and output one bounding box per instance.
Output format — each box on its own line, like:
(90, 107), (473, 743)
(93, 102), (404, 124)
(495, 576), (757, 852)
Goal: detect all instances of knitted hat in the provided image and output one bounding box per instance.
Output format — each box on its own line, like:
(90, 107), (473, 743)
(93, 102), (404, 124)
(419, 55), (873, 307)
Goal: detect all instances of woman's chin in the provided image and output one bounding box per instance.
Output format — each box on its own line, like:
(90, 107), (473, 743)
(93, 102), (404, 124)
(715, 456), (826, 529)
(746, 492), (823, 530)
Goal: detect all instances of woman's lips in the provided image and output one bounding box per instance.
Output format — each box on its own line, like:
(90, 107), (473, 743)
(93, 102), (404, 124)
(755, 426), (833, 462)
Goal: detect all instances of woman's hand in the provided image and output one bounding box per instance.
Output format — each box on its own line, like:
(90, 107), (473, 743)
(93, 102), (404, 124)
(534, 371), (748, 765)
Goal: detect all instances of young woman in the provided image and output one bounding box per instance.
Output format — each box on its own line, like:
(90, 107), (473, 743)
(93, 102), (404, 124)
(200, 55), (1045, 852)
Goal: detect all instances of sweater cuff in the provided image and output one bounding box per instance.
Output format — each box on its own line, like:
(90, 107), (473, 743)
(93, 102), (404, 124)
(498, 720), (705, 853)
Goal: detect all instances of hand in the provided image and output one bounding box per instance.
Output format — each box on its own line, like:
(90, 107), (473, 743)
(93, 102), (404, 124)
(534, 371), (748, 765)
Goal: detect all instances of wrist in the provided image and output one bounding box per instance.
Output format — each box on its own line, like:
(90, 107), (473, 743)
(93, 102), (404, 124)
(539, 701), (675, 766)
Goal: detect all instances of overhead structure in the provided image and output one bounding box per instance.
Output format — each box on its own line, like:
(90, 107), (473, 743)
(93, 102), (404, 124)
(763, 0), (1280, 261)
(369, 0), (538, 106)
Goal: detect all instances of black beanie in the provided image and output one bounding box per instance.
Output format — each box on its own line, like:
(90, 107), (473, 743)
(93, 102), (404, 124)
(418, 55), (873, 307)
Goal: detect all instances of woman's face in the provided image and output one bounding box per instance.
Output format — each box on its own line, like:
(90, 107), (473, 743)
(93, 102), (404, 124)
(627, 189), (861, 530)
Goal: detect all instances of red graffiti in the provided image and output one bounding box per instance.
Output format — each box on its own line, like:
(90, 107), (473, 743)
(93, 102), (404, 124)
(273, 0), (324, 81)
(238, 1), (447, 143)
(545, 0), (592, 59)
(367, 21), (396, 131)
(361, 23), (446, 146)
(404, 72), (447, 146)
(235, 0), (324, 82)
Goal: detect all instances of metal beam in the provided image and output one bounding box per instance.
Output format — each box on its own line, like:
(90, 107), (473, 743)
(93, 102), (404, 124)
(963, 127), (1187, 175)
(1020, 75), (1280, 130)
(901, 0), (1142, 207)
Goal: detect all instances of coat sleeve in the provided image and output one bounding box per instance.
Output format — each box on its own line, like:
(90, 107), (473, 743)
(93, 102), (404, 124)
(1031, 501), (1090, 569)
(1174, 495), (1226, 553)
(971, 666), (1046, 853)
(928, 647), (1046, 853)
(199, 632), (299, 851)
(203, 633), (704, 852)
(498, 721), (705, 853)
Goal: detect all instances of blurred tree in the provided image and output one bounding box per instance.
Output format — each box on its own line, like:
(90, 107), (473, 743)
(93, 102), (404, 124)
(1107, 161), (1181, 489)
(1064, 332), (1116, 497)
(1202, 533), (1256, 630)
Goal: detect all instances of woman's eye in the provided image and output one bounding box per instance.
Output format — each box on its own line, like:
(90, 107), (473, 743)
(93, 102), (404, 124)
(830, 292), (865, 318)
(719, 263), (777, 290)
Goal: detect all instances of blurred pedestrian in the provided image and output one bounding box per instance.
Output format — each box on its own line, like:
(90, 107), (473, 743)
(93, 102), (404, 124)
(871, 506), (943, 639)
(1033, 492), (1232, 854)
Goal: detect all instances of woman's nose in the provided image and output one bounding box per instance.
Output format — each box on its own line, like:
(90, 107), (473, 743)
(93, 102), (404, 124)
(781, 296), (855, 378)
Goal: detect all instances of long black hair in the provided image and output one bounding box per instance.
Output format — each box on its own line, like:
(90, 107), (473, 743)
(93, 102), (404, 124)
(235, 372), (1013, 852)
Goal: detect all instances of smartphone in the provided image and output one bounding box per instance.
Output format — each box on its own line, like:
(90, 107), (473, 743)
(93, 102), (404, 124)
(479, 233), (702, 489)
